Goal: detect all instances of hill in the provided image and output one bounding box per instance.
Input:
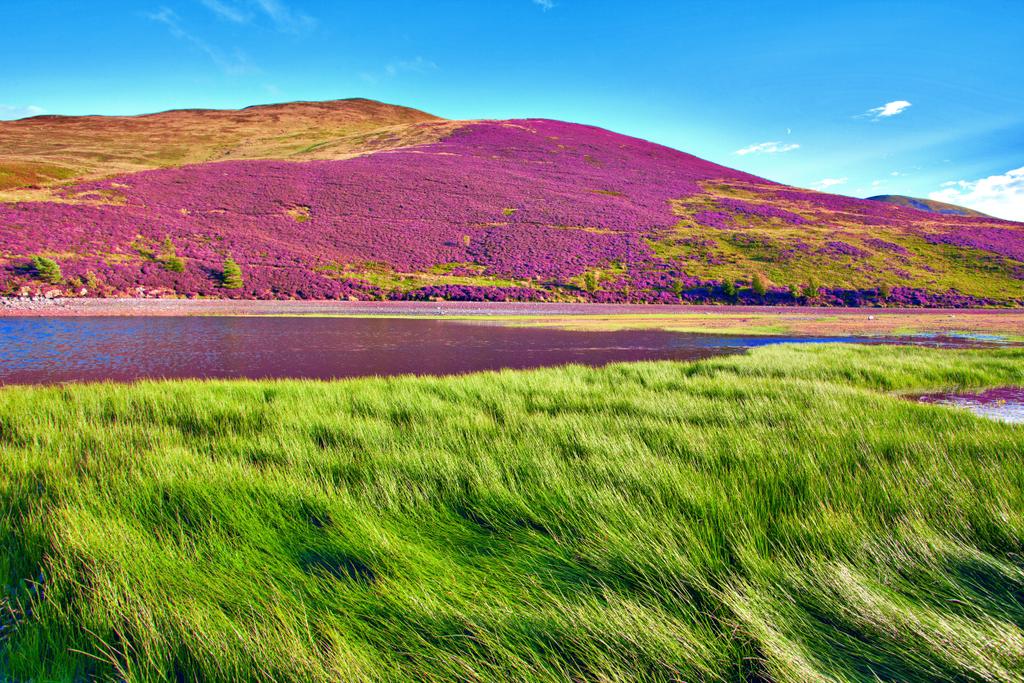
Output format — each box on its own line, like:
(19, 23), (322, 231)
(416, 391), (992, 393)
(0, 99), (449, 194)
(866, 194), (990, 218)
(1, 100), (1022, 306)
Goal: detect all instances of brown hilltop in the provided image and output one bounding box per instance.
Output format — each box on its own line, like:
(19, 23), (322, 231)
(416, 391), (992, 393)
(0, 98), (459, 195)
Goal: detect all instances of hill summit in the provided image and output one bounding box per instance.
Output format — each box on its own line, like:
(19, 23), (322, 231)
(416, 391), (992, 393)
(1, 100), (1021, 306)
(866, 194), (990, 218)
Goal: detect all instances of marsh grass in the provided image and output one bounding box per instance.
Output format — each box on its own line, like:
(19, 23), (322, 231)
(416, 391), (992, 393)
(1, 344), (1023, 681)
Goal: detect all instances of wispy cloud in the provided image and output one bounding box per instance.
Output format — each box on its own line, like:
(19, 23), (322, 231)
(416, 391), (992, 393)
(199, 0), (316, 33)
(0, 104), (46, 120)
(200, 0), (250, 23)
(859, 100), (912, 120)
(361, 56), (438, 83)
(929, 166), (1024, 221)
(252, 0), (316, 33)
(386, 56), (436, 77)
(813, 177), (848, 189)
(149, 7), (256, 75)
(533, 0), (555, 10)
(735, 141), (800, 156)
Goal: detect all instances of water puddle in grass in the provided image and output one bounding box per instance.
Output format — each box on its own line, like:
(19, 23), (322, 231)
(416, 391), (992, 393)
(0, 316), (1010, 385)
(903, 331), (1012, 345)
(917, 387), (1024, 424)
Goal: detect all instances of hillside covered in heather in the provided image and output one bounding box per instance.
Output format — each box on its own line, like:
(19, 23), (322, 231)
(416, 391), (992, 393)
(1, 99), (1022, 306)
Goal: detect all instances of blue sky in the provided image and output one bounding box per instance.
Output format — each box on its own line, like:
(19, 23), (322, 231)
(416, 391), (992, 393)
(3, 0), (1023, 219)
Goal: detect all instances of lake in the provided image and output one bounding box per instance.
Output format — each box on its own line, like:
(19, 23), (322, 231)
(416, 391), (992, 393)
(0, 316), (881, 385)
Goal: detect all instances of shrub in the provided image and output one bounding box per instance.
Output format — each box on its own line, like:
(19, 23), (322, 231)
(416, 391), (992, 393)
(155, 237), (186, 272)
(32, 255), (62, 284)
(164, 257), (186, 273)
(671, 278), (685, 300)
(722, 279), (738, 300)
(751, 273), (768, 298)
(582, 271), (599, 294)
(222, 258), (244, 289)
(801, 279), (820, 299)
(878, 283), (892, 299)
(789, 283), (801, 299)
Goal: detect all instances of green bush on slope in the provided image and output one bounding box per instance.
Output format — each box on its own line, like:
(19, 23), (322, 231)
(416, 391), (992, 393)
(31, 255), (62, 284)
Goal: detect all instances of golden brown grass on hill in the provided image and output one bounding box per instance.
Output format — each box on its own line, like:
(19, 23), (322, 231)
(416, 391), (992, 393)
(0, 98), (461, 196)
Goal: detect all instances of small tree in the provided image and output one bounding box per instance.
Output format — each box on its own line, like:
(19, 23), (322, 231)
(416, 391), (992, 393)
(801, 279), (820, 300)
(160, 237), (186, 272)
(788, 283), (801, 299)
(877, 283), (892, 299)
(222, 257), (244, 289)
(722, 279), (738, 300)
(751, 273), (768, 298)
(671, 278), (685, 300)
(32, 256), (62, 284)
(582, 271), (599, 294)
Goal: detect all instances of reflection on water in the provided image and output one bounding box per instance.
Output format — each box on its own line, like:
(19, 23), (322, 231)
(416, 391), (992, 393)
(0, 316), (869, 385)
(918, 387), (1024, 424)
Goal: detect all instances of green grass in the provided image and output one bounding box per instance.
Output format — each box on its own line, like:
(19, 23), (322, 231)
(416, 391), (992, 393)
(657, 181), (1024, 302)
(2, 345), (1024, 681)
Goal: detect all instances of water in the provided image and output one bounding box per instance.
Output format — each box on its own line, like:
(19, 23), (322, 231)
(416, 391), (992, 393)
(0, 316), (873, 385)
(918, 387), (1024, 424)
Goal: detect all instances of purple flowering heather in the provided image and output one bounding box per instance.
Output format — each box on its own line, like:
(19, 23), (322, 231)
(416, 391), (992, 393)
(692, 211), (735, 230)
(924, 227), (1024, 262)
(863, 238), (910, 255)
(819, 241), (870, 259)
(717, 198), (808, 225)
(0, 116), (1022, 304)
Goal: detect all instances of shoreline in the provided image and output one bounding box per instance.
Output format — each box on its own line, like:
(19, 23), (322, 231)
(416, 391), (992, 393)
(2, 296), (1023, 318)
(3, 297), (1023, 338)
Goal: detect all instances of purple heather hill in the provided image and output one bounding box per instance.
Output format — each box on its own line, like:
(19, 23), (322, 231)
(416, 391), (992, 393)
(1, 116), (1022, 303)
(0, 120), (762, 285)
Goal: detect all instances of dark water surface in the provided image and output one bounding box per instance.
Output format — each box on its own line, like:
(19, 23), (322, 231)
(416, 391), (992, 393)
(0, 316), (883, 385)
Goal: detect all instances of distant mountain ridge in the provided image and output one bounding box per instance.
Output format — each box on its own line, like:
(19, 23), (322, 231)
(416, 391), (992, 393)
(867, 194), (989, 218)
(0, 98), (452, 193)
(0, 99), (1021, 306)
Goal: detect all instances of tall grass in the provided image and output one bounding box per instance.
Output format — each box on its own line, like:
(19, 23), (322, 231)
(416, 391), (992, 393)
(1, 344), (1023, 681)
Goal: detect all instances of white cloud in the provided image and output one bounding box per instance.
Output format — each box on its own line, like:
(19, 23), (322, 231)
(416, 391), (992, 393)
(735, 141), (800, 156)
(385, 56), (437, 77)
(200, 0), (250, 22)
(199, 0), (315, 33)
(533, 0), (555, 9)
(149, 7), (256, 75)
(361, 56), (438, 83)
(252, 0), (316, 33)
(814, 177), (848, 189)
(871, 180), (884, 187)
(860, 100), (912, 120)
(0, 104), (45, 120)
(929, 166), (1024, 221)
